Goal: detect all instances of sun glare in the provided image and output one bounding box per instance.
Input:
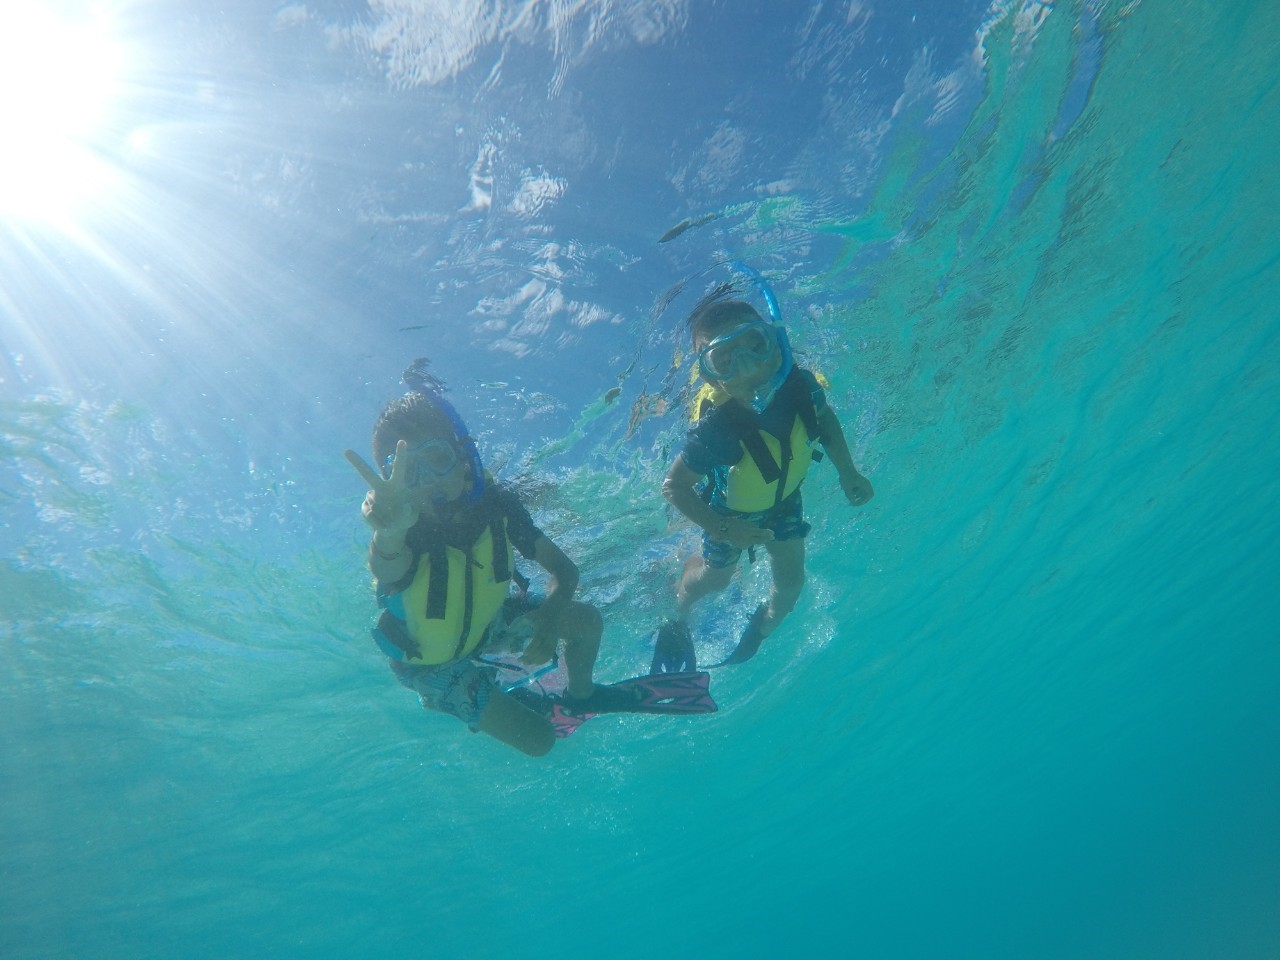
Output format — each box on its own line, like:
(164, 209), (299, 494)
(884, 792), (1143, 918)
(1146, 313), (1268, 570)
(0, 5), (126, 224)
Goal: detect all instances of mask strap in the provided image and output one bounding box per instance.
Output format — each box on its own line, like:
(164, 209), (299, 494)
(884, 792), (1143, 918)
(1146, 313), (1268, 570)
(429, 393), (485, 503)
(401, 359), (486, 503)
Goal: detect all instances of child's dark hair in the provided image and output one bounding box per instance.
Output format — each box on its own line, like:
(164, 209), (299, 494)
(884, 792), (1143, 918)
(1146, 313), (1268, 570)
(371, 358), (456, 466)
(688, 295), (764, 343)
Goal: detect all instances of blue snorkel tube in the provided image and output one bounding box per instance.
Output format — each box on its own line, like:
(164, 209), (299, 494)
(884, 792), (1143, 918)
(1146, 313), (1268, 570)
(727, 261), (794, 412)
(401, 358), (486, 504)
(729, 259), (783, 325)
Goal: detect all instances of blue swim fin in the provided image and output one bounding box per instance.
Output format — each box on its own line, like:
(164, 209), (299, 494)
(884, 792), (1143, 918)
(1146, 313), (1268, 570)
(650, 620), (697, 674)
(706, 603), (768, 668)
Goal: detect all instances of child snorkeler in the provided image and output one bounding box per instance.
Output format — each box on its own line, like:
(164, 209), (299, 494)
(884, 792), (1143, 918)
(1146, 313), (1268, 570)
(653, 288), (874, 671)
(347, 360), (716, 756)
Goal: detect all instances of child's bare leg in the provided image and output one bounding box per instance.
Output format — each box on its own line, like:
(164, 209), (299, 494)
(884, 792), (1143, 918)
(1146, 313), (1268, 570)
(760, 537), (806, 636)
(478, 692), (556, 756)
(556, 600), (602, 699)
(676, 553), (735, 619)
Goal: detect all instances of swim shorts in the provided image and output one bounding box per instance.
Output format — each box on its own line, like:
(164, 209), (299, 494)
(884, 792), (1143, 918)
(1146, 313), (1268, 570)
(384, 595), (541, 731)
(701, 489), (811, 569)
(390, 657), (496, 732)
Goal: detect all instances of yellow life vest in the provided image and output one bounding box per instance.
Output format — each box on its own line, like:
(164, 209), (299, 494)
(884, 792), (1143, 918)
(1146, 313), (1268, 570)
(724, 415), (815, 512)
(376, 515), (515, 666)
(691, 370), (824, 513)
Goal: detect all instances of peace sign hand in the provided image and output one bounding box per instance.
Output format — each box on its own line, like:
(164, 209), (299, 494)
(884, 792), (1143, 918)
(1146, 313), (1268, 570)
(344, 441), (419, 537)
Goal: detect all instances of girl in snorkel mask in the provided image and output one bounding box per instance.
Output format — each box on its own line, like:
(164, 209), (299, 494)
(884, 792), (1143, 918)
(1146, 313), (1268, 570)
(342, 362), (609, 756)
(652, 288), (875, 672)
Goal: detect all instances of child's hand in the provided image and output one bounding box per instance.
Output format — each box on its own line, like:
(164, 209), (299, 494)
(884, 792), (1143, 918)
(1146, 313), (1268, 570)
(518, 610), (558, 668)
(841, 471), (874, 506)
(344, 443), (419, 536)
(720, 517), (776, 550)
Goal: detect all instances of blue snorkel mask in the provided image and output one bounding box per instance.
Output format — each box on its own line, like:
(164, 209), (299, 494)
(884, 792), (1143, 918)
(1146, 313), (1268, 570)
(381, 436), (460, 488)
(725, 261), (794, 413)
(398, 358), (486, 504)
(664, 258), (797, 411)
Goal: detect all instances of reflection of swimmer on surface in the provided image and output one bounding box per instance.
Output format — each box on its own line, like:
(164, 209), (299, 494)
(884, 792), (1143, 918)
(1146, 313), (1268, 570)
(526, 382), (625, 467)
(651, 277), (874, 672)
(625, 392), (669, 438)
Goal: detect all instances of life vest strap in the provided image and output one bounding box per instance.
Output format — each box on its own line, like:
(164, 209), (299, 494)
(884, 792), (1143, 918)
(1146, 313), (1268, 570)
(728, 408), (784, 486)
(417, 514), (509, 660)
(452, 551), (475, 660)
(512, 567), (531, 596)
(374, 610), (420, 660)
(424, 542), (449, 620)
(773, 426), (793, 510)
(717, 368), (820, 508)
(489, 516), (510, 583)
(781, 369), (821, 438)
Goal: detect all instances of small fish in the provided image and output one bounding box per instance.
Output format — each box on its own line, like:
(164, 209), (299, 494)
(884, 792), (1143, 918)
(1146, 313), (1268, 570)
(658, 211), (722, 243)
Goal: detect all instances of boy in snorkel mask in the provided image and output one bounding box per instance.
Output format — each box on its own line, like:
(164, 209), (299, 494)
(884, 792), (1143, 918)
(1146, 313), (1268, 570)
(654, 299), (874, 671)
(344, 365), (608, 757)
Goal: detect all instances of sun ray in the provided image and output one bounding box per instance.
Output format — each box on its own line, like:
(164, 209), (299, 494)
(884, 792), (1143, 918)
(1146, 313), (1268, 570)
(0, 4), (126, 224)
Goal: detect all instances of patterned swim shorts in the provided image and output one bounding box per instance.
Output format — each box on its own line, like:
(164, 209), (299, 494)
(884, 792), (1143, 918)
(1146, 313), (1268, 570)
(701, 489), (811, 569)
(389, 657), (497, 732)
(383, 595), (542, 731)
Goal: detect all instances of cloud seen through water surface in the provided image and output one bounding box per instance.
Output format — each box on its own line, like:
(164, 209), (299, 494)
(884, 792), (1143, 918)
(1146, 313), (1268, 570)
(357, 0), (690, 88)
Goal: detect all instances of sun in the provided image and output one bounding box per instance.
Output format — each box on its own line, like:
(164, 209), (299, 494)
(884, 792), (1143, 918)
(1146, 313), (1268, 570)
(0, 4), (126, 225)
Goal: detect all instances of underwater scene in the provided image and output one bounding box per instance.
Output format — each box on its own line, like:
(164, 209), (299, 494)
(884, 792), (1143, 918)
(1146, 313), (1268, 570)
(2, 1), (1278, 958)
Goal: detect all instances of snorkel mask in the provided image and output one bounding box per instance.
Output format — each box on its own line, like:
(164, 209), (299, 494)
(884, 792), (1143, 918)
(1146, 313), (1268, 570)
(381, 436), (460, 489)
(720, 261), (794, 412)
(389, 358), (486, 504)
(664, 258), (797, 412)
(696, 319), (779, 381)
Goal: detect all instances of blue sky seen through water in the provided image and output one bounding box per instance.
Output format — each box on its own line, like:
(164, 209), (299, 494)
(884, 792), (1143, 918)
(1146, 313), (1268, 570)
(3, 0), (991, 414)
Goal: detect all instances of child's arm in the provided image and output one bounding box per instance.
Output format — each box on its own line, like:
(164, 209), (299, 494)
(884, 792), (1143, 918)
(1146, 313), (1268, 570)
(517, 535), (582, 667)
(344, 444), (419, 585)
(816, 405), (874, 506)
(662, 457), (775, 549)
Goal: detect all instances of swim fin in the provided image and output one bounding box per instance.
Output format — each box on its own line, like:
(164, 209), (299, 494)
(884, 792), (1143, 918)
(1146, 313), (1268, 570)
(650, 620), (697, 674)
(706, 603), (769, 668)
(571, 671), (717, 716)
(506, 687), (591, 738)
(509, 672), (717, 739)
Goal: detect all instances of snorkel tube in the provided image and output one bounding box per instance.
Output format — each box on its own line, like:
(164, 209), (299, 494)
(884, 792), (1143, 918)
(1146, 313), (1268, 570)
(401, 358), (486, 504)
(729, 260), (782, 325)
(727, 261), (794, 412)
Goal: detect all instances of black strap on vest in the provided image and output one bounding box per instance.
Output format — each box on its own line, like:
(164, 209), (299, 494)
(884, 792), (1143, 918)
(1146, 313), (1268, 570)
(376, 609), (421, 660)
(419, 514), (511, 659)
(452, 553), (475, 660)
(488, 516), (510, 583)
(424, 541), (449, 620)
(720, 403), (784, 485)
(779, 368), (821, 438)
(716, 369), (820, 509)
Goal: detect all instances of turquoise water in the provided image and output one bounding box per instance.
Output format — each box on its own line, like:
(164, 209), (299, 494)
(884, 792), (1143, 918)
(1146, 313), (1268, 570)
(3, 2), (1279, 958)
